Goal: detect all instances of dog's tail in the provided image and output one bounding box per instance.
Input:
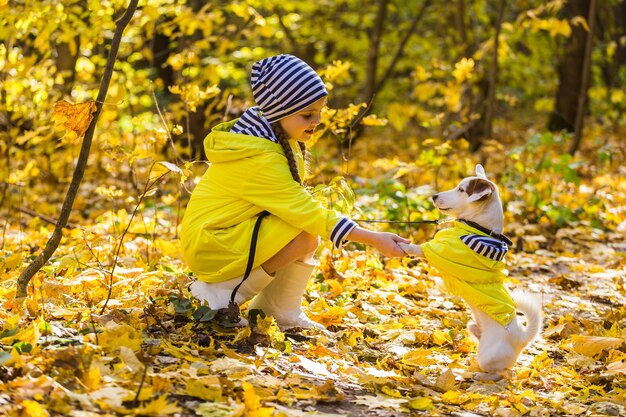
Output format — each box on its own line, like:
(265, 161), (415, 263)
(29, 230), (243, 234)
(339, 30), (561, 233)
(511, 291), (543, 345)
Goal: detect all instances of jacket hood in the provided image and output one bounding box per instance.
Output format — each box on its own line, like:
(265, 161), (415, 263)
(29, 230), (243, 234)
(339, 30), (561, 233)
(204, 120), (283, 163)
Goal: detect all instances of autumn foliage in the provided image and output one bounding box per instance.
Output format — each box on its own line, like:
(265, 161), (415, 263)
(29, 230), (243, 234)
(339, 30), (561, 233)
(1, 1), (626, 416)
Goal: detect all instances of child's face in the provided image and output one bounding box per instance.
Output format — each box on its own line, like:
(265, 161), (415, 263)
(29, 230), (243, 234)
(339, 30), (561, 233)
(279, 97), (326, 142)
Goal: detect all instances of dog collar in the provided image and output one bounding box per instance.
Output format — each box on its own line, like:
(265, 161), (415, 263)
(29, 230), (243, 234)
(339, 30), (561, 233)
(457, 219), (513, 246)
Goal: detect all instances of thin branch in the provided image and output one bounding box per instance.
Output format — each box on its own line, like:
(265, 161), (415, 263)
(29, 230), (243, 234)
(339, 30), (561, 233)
(17, 207), (79, 229)
(16, 0), (139, 299)
(375, 0), (431, 95)
(274, 7), (299, 54)
(100, 168), (168, 314)
(151, 88), (180, 164)
(350, 0), (431, 141)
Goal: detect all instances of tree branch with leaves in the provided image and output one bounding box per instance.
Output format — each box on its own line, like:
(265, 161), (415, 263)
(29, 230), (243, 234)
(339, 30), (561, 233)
(15, 0), (139, 299)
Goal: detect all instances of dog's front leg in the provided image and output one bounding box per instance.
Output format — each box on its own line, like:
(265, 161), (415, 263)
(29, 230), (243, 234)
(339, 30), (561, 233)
(398, 243), (424, 257)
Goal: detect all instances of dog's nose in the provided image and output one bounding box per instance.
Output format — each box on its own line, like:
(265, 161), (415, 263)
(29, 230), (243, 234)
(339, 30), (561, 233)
(432, 194), (439, 202)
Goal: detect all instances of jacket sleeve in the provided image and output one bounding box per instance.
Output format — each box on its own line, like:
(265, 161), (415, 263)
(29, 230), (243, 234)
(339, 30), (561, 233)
(239, 152), (356, 247)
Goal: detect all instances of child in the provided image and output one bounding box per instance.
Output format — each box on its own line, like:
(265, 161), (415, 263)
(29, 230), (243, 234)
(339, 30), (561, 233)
(181, 54), (409, 330)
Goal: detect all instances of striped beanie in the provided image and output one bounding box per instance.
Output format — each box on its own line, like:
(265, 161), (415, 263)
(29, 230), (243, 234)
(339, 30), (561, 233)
(230, 54), (328, 142)
(251, 54), (328, 123)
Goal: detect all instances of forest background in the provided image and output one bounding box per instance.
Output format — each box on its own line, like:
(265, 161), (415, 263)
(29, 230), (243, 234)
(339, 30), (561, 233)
(1, 0), (626, 416)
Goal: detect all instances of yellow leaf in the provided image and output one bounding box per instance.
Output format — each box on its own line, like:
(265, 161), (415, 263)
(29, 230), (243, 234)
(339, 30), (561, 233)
(407, 396), (433, 411)
(361, 114), (388, 127)
(441, 390), (465, 405)
(185, 377), (223, 401)
(308, 304), (346, 327)
(82, 364), (101, 391)
(119, 346), (143, 373)
(242, 382), (274, 417)
(232, 326), (252, 344)
(150, 161), (183, 182)
(20, 400), (49, 417)
(431, 329), (452, 346)
(571, 335), (625, 357)
(51, 100), (97, 140)
(98, 321), (142, 352)
(570, 15), (589, 32)
(1, 253), (22, 271)
(380, 385), (403, 398)
(401, 348), (436, 367)
(131, 395), (181, 416)
(452, 57), (475, 82)
(435, 368), (456, 391)
(252, 316), (284, 343)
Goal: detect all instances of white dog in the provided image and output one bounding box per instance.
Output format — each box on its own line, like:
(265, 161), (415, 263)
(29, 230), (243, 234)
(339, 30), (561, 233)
(399, 164), (542, 380)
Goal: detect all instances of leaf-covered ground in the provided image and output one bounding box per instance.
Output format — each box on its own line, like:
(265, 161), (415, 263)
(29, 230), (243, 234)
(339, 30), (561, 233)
(1, 131), (625, 416)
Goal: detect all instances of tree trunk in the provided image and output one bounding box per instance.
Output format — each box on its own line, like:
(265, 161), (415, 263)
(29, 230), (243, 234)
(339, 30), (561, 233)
(483, 0), (506, 140)
(569, 0), (597, 155)
(16, 0), (139, 299)
(348, 0), (430, 145)
(548, 0), (592, 132)
(363, 0), (389, 106)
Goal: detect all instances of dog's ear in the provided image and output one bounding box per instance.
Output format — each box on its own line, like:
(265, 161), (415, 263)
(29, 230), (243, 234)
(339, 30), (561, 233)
(466, 178), (494, 202)
(475, 164), (487, 179)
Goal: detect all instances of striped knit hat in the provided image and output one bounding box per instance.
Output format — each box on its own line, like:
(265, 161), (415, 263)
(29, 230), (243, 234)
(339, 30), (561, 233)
(230, 55), (327, 142)
(251, 54), (328, 123)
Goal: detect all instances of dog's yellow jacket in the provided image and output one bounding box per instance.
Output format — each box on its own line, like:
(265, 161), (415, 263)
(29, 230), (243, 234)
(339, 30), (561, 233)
(421, 221), (516, 326)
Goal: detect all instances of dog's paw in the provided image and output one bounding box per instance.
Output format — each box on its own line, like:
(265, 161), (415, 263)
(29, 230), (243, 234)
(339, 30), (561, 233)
(473, 369), (512, 382)
(398, 243), (423, 257)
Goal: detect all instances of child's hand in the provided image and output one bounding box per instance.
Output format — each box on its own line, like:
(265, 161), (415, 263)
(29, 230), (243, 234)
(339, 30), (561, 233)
(372, 232), (411, 257)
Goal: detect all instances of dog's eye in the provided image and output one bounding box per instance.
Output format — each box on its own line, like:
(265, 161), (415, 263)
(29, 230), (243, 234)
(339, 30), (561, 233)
(458, 187), (464, 193)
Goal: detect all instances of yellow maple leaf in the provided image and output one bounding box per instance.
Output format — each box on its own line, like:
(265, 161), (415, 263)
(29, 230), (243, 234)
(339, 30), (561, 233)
(20, 399), (49, 417)
(51, 100), (97, 142)
(98, 321), (142, 352)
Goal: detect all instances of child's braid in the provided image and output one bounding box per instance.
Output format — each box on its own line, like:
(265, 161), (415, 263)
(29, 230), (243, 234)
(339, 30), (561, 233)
(271, 123), (306, 185)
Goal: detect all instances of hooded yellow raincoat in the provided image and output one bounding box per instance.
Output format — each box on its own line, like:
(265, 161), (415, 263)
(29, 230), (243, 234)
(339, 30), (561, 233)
(181, 120), (345, 283)
(421, 221), (516, 326)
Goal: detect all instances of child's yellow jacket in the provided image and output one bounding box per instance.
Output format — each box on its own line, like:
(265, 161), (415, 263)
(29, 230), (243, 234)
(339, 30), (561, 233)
(421, 221), (516, 326)
(181, 120), (348, 283)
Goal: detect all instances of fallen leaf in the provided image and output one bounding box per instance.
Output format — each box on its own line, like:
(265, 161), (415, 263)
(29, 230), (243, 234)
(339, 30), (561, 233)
(606, 361), (626, 375)
(131, 395), (182, 416)
(20, 399), (49, 417)
(570, 335), (625, 357)
(407, 396), (433, 411)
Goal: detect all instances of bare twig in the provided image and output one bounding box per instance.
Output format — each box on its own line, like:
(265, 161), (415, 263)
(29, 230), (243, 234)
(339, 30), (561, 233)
(151, 88), (180, 164)
(16, 0), (139, 299)
(17, 207), (79, 229)
(99, 167), (169, 314)
(349, 0), (431, 143)
(375, 0), (431, 95)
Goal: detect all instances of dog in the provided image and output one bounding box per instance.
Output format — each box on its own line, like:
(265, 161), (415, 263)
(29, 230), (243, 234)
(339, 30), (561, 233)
(399, 164), (542, 380)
